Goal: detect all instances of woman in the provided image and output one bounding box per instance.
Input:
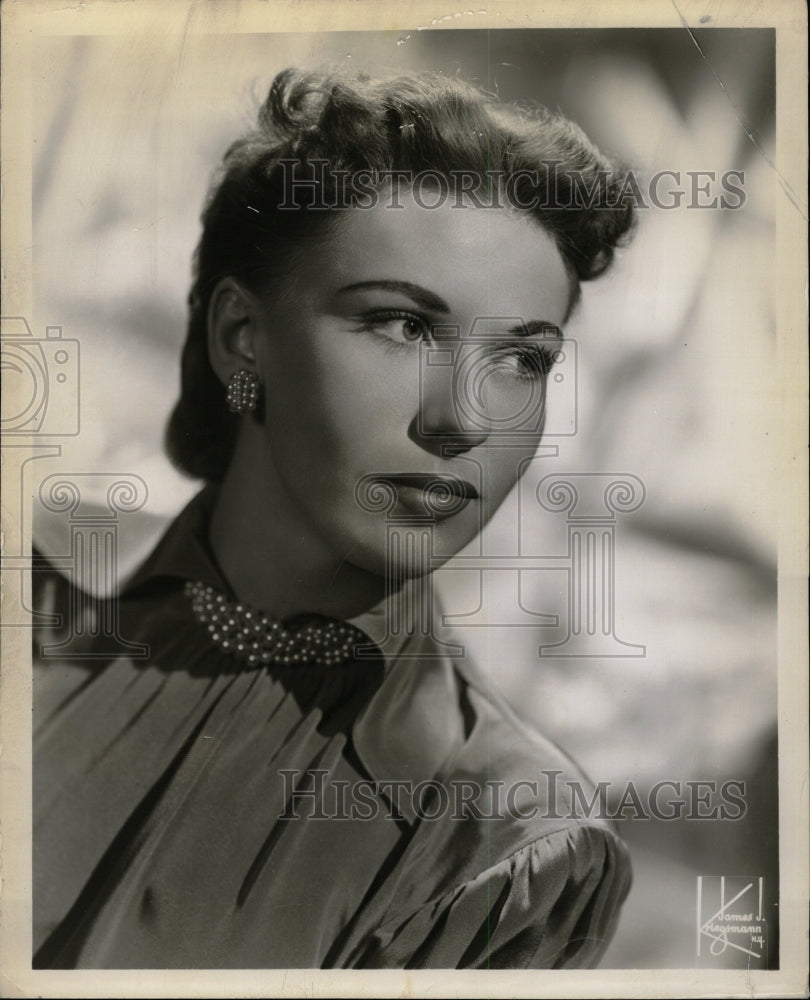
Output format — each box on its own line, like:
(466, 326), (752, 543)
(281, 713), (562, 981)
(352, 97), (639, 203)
(33, 68), (635, 969)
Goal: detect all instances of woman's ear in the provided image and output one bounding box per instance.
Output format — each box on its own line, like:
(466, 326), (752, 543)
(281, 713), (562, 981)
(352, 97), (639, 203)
(207, 277), (260, 385)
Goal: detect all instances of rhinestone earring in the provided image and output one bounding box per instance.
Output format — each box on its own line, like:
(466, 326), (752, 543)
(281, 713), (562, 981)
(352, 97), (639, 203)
(226, 369), (260, 415)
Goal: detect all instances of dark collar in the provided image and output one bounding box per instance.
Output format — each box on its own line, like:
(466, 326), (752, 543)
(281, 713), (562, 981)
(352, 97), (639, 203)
(124, 485), (229, 596)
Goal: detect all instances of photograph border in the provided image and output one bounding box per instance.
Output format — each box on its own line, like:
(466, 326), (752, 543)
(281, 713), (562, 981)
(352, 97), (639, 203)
(1, 1), (807, 997)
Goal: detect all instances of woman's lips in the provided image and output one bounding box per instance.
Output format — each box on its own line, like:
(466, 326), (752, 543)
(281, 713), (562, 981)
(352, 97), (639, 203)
(373, 473), (479, 518)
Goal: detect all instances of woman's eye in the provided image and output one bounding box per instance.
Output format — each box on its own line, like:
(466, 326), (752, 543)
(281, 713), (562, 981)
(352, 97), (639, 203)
(488, 343), (558, 381)
(358, 310), (431, 344)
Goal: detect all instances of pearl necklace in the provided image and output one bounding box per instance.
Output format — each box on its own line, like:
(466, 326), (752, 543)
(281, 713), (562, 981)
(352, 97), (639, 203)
(184, 580), (371, 668)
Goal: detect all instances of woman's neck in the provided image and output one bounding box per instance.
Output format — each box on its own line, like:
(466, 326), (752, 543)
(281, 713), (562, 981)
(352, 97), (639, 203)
(209, 436), (387, 622)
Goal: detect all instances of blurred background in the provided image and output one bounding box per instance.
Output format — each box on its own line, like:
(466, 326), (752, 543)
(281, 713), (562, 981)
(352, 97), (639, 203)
(28, 27), (778, 967)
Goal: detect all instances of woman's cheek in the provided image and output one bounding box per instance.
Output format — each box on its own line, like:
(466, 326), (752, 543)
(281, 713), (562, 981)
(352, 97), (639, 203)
(317, 351), (417, 445)
(483, 444), (538, 507)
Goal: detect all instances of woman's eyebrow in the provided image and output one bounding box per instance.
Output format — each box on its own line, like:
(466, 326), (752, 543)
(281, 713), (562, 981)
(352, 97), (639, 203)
(508, 320), (563, 338)
(337, 280), (450, 314)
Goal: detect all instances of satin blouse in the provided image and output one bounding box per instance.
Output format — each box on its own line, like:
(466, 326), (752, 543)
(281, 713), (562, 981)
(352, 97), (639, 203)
(32, 487), (631, 969)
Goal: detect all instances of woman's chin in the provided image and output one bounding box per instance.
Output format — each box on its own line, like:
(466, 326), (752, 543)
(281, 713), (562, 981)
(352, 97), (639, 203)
(336, 514), (479, 580)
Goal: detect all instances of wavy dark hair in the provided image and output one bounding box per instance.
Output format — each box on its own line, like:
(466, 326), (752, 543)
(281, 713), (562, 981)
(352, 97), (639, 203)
(166, 67), (635, 482)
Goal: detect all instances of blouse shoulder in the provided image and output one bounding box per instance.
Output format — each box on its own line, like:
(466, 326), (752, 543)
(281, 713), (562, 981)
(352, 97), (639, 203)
(346, 648), (632, 968)
(353, 819), (631, 968)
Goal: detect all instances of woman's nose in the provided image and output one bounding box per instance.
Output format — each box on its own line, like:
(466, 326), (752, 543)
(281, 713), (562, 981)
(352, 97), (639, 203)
(408, 420), (488, 458)
(409, 364), (489, 458)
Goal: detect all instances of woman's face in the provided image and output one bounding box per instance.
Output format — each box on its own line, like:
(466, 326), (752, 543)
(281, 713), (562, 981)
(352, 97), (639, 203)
(248, 191), (571, 577)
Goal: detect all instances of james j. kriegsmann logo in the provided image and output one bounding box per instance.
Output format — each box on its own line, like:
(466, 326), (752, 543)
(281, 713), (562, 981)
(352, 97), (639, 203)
(697, 876), (767, 967)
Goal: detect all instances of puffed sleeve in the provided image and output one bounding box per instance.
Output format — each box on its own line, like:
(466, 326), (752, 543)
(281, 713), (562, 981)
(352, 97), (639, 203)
(354, 822), (631, 969)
